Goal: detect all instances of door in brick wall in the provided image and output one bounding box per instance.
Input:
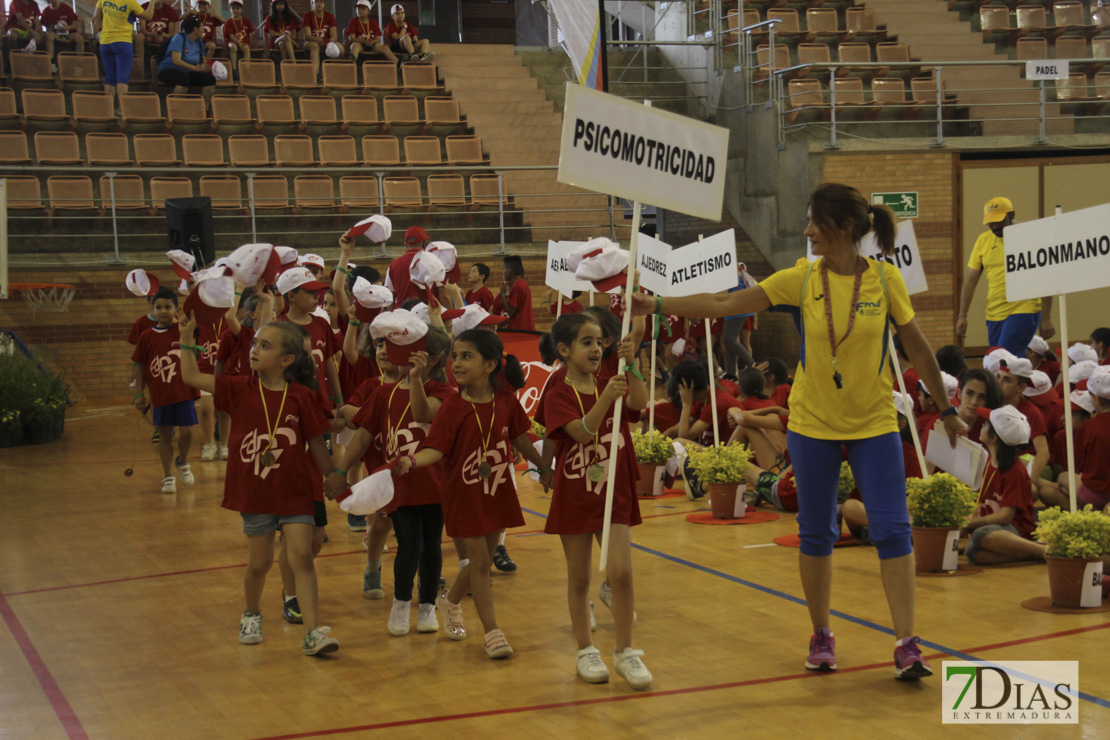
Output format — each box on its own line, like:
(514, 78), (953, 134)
(418, 0), (462, 43)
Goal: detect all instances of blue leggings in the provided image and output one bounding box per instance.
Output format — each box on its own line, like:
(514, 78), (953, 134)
(100, 42), (133, 87)
(788, 430), (913, 560)
(986, 311), (1041, 357)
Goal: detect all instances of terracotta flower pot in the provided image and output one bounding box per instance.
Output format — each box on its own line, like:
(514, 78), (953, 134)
(1046, 555), (1105, 609)
(707, 482), (747, 519)
(635, 463), (665, 496)
(911, 526), (960, 573)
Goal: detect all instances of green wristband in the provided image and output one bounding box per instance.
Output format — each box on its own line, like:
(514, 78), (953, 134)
(654, 295), (663, 314)
(349, 318), (362, 326)
(338, 267), (353, 278)
(179, 344), (202, 356)
(332, 467), (347, 476)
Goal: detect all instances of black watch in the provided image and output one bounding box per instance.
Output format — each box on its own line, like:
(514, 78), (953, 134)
(939, 406), (958, 419)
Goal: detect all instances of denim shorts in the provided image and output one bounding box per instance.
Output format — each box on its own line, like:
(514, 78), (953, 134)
(965, 523), (1020, 564)
(241, 512), (316, 536)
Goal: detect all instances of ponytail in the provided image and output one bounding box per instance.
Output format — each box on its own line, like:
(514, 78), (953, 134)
(809, 182), (896, 256)
(868, 203), (897, 256)
(455, 329), (525, 392)
(502, 354), (525, 391)
(266, 321), (319, 390)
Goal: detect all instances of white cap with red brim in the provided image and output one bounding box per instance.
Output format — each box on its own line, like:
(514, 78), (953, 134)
(1028, 335), (1049, 355)
(371, 309), (429, 366)
(426, 241), (461, 283)
(335, 464), (395, 515)
(183, 272), (236, 326)
(570, 238), (629, 293)
(1023, 370), (1057, 399)
(1088, 365), (1110, 400)
(352, 277), (393, 324)
(276, 266), (329, 295)
(211, 60), (228, 81)
(126, 269), (159, 297)
(411, 301), (464, 327)
(1071, 389), (1096, 415)
(452, 303), (507, 334)
(976, 405), (1031, 447)
(410, 251), (446, 288)
(983, 348), (1018, 375)
(178, 279), (190, 296)
(345, 214), (392, 243)
(299, 253), (325, 270)
(997, 356), (1034, 378)
(917, 372), (959, 402)
(167, 249), (196, 279)
(227, 243), (281, 286)
(1068, 343), (1099, 364)
(273, 246), (299, 274)
(1070, 360), (1097, 385)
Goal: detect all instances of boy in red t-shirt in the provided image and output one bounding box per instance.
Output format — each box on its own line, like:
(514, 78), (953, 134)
(222, 0), (254, 70)
(182, 0), (222, 57)
(491, 255), (534, 331)
(300, 0), (338, 78)
(464, 262), (495, 311)
(139, 0), (179, 57)
(996, 357), (1050, 484)
(346, 0), (395, 64)
(42, 0), (84, 58)
(1063, 368), (1110, 511)
(130, 287), (200, 494)
(384, 3), (431, 61)
(548, 289), (583, 316)
(5, 0), (42, 48)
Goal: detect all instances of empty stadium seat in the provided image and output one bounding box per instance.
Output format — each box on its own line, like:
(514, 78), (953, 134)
(298, 95), (340, 133)
(845, 7), (885, 41)
(239, 60), (279, 95)
(317, 135), (357, 166)
(211, 94), (255, 131)
(293, 175), (335, 210)
(255, 95), (297, 133)
(274, 135), (315, 166)
(445, 135), (485, 165)
(423, 96), (466, 135)
(120, 93), (166, 127)
(322, 60), (359, 91)
(3, 176), (44, 211)
(280, 60), (318, 94)
(400, 63), (442, 93)
(34, 132), (82, 165)
(403, 136), (442, 165)
(784, 79), (825, 125)
(363, 61), (402, 93)
(182, 135), (226, 166)
(46, 176), (97, 213)
(362, 135), (400, 165)
(426, 174), (467, 209)
(10, 52), (53, 85)
(57, 53), (102, 91)
(0, 88), (17, 127)
(382, 176), (424, 211)
(72, 91), (118, 129)
(22, 89), (68, 125)
(99, 174), (145, 211)
(469, 174), (511, 208)
(341, 95), (382, 134)
(134, 134), (180, 166)
(149, 177), (194, 211)
(338, 176), (380, 209)
(382, 95), (422, 136)
(167, 94), (210, 129)
(229, 135), (272, 166)
(199, 176), (244, 211)
(806, 9), (851, 43)
(0, 132), (31, 164)
(85, 133), (132, 166)
(248, 175), (290, 210)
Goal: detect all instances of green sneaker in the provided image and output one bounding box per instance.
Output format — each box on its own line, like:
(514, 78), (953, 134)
(302, 626), (339, 656)
(282, 589), (303, 624)
(238, 612), (263, 645)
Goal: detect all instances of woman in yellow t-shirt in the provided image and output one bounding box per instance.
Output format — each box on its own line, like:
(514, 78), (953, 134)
(631, 183), (966, 682)
(93, 0), (152, 102)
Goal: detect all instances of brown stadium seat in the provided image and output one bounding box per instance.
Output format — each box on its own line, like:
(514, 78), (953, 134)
(293, 175), (336, 210)
(182, 134), (226, 166)
(149, 177), (195, 211)
(274, 135), (315, 166)
(362, 135), (400, 166)
(85, 133), (132, 166)
(403, 136), (442, 165)
(316, 135), (358, 166)
(34, 132), (82, 164)
(133, 134), (180, 166)
(229, 135), (272, 166)
(99, 174), (146, 211)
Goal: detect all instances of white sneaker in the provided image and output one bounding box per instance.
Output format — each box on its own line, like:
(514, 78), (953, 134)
(239, 612), (262, 644)
(302, 626), (339, 656)
(614, 647), (653, 690)
(576, 646), (610, 683)
(598, 581), (636, 622)
(589, 600), (597, 632)
(218, 445), (229, 460)
(161, 476), (177, 495)
(437, 591), (467, 640)
(416, 603), (438, 633)
(201, 442), (217, 461)
(175, 458), (195, 485)
(388, 598), (411, 636)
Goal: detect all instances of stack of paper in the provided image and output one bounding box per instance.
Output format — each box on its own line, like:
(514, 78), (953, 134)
(924, 421), (989, 490)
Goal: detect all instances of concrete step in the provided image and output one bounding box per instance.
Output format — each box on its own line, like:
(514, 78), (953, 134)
(434, 65), (534, 80)
(465, 112), (559, 128)
(444, 76), (543, 91)
(433, 43), (516, 56)
(453, 88), (550, 104)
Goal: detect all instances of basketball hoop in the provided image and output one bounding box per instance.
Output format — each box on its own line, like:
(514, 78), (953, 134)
(9, 283), (77, 318)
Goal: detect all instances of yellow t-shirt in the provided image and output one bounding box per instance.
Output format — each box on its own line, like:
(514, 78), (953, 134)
(97, 0), (145, 45)
(967, 230), (1041, 322)
(761, 257), (915, 440)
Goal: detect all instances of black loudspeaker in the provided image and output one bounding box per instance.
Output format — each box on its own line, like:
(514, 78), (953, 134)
(165, 197), (215, 268)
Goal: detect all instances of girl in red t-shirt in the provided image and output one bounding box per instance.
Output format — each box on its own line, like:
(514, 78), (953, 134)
(542, 313), (652, 690)
(396, 330), (546, 659)
(263, 0), (300, 59)
(214, 288), (274, 460)
(222, 0), (254, 71)
(179, 315), (340, 656)
(325, 326), (453, 637)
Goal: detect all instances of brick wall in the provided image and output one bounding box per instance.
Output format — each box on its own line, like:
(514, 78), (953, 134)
(820, 151), (960, 352)
(461, 0), (516, 44)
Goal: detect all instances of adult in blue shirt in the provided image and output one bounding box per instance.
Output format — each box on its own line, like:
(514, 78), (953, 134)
(157, 16), (216, 105)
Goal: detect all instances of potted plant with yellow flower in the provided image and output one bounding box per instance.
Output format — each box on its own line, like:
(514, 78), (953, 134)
(1034, 506), (1110, 608)
(631, 429), (674, 497)
(686, 443), (754, 519)
(906, 473), (978, 573)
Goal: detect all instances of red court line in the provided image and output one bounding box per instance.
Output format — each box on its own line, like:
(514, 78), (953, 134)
(0, 588), (89, 740)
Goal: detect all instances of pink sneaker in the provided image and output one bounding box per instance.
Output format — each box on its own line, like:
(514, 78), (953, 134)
(805, 628), (837, 672)
(894, 636), (933, 681)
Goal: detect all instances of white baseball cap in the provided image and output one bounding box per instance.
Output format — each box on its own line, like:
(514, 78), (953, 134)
(997, 356), (1034, 379)
(276, 266), (328, 295)
(167, 249), (196, 279)
(370, 309), (429, 365)
(1068, 343), (1098, 365)
(346, 214), (392, 243)
(1070, 360), (1097, 386)
(977, 405), (1031, 447)
(569, 238), (629, 293)
(351, 277), (393, 323)
(183, 272), (236, 326)
(211, 60), (228, 81)
(1027, 335), (1049, 355)
(409, 251), (446, 291)
(298, 253), (326, 270)
(452, 303), (506, 335)
(1088, 365), (1110, 400)
(1022, 370), (1056, 399)
(325, 41), (342, 59)
(391, 3), (404, 12)
(273, 246), (299, 271)
(355, 0), (372, 8)
(410, 301), (464, 327)
(335, 463), (395, 515)
(918, 372), (959, 402)
(125, 269), (159, 297)
(1070, 389), (1096, 415)
(226, 243), (280, 286)
(426, 241), (460, 283)
(983, 347), (1018, 375)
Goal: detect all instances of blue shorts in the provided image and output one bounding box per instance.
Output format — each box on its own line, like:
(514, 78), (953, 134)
(241, 512), (316, 536)
(100, 41), (134, 87)
(986, 311), (1041, 357)
(152, 399), (198, 428)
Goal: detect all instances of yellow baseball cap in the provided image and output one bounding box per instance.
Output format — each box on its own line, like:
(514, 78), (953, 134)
(983, 196), (1014, 225)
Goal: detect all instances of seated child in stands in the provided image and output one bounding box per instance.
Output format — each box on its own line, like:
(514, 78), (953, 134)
(346, 0), (395, 64)
(42, 0), (85, 59)
(1025, 335), (1061, 386)
(222, 0), (254, 71)
(384, 3), (432, 62)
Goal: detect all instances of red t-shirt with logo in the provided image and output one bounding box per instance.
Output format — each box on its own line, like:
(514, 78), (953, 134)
(384, 19), (418, 42)
(128, 313), (158, 345)
(222, 15), (254, 45)
(543, 382), (641, 535)
(465, 285), (495, 312)
(352, 380), (453, 512)
(131, 325), (200, 408)
(191, 11), (221, 42)
(975, 459), (1036, 538)
(41, 3), (77, 31)
(142, 2), (179, 37)
(302, 11), (336, 40)
(216, 326), (254, 377)
(345, 16), (381, 46)
(384, 248), (425, 307)
(278, 313), (340, 411)
(1076, 411), (1110, 493)
(5, 0), (39, 31)
(195, 321), (223, 374)
(215, 375), (329, 516)
(263, 16), (299, 48)
(1014, 396), (1047, 451)
(422, 392), (529, 537)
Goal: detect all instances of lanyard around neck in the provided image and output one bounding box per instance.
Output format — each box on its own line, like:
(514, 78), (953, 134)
(819, 257), (865, 376)
(566, 378), (600, 464)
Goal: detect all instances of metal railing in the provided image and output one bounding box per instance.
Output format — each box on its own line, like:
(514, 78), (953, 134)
(0, 163), (621, 261)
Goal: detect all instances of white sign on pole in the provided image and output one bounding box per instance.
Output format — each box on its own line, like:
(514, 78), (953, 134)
(558, 84), (730, 222)
(1026, 60), (1069, 80)
(1002, 202), (1110, 301)
(807, 220), (928, 296)
(635, 233), (672, 296)
(638, 230), (738, 298)
(544, 240), (592, 296)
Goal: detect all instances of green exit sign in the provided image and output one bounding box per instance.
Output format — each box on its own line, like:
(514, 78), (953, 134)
(872, 191), (918, 218)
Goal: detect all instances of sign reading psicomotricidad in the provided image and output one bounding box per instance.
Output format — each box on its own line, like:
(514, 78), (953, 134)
(557, 84), (730, 222)
(1003, 202), (1110, 301)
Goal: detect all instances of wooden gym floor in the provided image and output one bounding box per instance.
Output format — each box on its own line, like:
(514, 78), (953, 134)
(1, 406), (1108, 739)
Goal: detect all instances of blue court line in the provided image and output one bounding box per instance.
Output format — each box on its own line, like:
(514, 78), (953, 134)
(523, 505), (1110, 710)
(653, 505), (676, 509)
